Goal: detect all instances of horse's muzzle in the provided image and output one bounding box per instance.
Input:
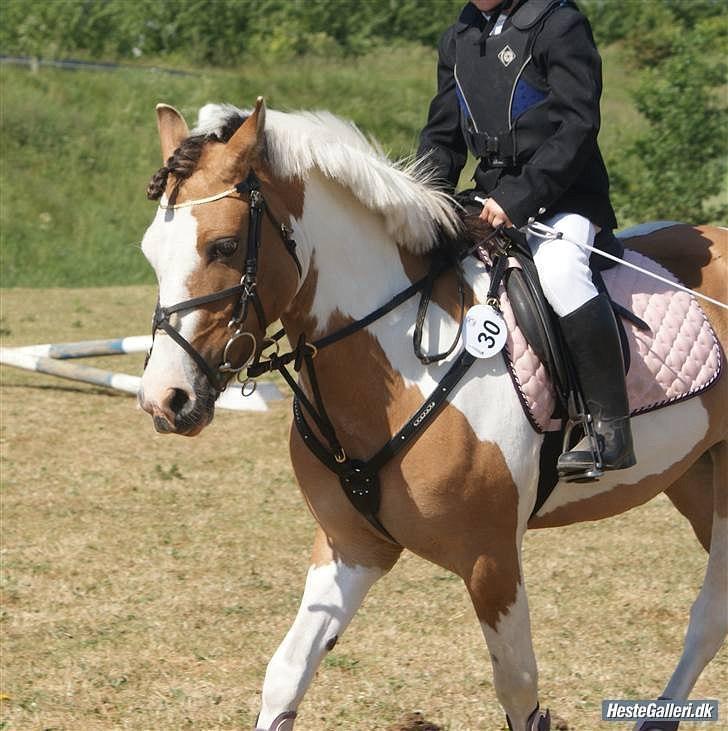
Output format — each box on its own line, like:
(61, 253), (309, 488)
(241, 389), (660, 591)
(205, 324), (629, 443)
(139, 383), (215, 436)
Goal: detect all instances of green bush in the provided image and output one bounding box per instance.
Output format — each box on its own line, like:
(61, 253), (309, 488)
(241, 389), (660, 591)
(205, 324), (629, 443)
(0, 0), (464, 65)
(609, 14), (727, 223)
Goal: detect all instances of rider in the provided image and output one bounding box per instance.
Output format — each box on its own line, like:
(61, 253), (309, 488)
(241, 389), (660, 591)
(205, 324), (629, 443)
(417, 0), (636, 476)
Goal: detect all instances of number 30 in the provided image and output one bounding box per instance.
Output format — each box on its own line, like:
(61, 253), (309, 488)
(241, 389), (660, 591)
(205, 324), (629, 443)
(477, 319), (501, 348)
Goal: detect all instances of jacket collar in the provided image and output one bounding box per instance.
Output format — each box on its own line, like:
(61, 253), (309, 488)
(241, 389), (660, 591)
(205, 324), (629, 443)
(455, 0), (531, 34)
(455, 3), (487, 33)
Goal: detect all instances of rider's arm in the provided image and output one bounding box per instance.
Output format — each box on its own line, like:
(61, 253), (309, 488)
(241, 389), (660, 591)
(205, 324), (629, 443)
(416, 26), (468, 192)
(490, 8), (604, 228)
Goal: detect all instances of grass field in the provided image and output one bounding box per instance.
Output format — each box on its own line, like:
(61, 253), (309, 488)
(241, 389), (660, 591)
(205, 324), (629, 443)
(1, 40), (652, 290)
(1, 287), (726, 730)
(0, 45), (442, 288)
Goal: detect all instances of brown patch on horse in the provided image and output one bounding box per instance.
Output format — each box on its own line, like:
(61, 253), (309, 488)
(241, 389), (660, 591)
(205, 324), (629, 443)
(624, 224), (716, 288)
(710, 440), (728, 519)
(398, 248), (475, 324)
(308, 524), (400, 572)
(664, 452), (714, 551)
(257, 164), (305, 221)
(285, 306), (521, 628)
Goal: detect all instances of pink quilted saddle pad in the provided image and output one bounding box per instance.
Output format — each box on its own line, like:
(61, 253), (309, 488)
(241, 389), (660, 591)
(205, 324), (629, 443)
(500, 249), (723, 433)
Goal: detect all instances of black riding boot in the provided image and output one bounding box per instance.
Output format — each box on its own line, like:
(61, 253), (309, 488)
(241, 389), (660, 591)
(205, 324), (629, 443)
(557, 293), (636, 477)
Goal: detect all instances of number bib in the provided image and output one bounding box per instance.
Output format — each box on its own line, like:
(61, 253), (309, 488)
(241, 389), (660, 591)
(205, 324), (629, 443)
(464, 304), (508, 359)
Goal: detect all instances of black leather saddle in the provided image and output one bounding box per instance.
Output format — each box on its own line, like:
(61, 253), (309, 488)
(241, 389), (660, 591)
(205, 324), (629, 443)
(497, 226), (644, 420)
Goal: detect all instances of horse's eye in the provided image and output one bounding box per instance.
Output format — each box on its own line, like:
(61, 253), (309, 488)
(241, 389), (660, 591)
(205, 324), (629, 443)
(208, 237), (239, 261)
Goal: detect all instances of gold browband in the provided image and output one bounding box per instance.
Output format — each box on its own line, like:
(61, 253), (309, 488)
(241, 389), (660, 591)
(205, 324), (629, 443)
(158, 187), (242, 210)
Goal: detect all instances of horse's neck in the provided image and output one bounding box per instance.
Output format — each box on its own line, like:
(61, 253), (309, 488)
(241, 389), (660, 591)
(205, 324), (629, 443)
(286, 171), (419, 334)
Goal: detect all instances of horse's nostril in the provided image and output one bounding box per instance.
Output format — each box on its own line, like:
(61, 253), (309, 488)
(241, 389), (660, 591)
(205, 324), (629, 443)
(153, 414), (174, 433)
(170, 388), (190, 415)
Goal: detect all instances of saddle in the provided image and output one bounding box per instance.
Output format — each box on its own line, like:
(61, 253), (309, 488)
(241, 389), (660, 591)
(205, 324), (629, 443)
(482, 226), (723, 510)
(496, 227), (639, 416)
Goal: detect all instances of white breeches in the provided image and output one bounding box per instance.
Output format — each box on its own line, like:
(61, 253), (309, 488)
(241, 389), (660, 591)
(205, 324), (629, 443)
(526, 212), (599, 317)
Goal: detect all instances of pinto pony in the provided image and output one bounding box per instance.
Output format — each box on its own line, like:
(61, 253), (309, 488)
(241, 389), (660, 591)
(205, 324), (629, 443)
(139, 98), (727, 731)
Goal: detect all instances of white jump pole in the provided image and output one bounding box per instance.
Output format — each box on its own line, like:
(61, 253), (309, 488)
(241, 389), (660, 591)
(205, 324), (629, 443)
(0, 341), (283, 412)
(12, 335), (152, 359)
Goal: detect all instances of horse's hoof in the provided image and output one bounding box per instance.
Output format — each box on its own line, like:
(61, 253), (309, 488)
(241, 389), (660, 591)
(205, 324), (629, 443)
(529, 707), (551, 731)
(254, 711), (296, 731)
(633, 721), (679, 731)
(508, 706), (551, 731)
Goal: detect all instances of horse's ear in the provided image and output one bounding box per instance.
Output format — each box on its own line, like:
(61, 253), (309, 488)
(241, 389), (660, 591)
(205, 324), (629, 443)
(225, 96), (266, 166)
(156, 104), (189, 162)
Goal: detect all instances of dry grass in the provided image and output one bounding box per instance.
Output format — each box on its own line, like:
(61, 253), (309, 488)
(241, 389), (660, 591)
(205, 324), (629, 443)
(1, 287), (726, 731)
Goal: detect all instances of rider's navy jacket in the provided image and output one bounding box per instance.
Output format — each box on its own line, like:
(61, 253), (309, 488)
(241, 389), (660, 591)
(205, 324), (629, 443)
(417, 0), (618, 230)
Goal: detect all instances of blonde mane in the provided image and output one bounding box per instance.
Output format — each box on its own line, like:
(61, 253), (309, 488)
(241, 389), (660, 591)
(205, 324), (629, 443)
(193, 103), (461, 254)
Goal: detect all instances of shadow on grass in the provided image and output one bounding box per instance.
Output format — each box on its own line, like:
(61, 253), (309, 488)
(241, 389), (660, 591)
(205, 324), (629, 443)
(386, 712), (443, 731)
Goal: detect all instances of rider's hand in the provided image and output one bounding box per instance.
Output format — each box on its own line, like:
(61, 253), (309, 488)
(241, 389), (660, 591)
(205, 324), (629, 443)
(479, 198), (513, 228)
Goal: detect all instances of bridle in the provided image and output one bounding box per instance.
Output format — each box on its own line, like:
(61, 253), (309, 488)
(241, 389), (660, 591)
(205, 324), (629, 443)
(148, 169), (302, 394)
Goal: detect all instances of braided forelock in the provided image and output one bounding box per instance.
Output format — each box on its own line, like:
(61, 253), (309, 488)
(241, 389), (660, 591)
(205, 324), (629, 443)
(145, 112), (248, 201)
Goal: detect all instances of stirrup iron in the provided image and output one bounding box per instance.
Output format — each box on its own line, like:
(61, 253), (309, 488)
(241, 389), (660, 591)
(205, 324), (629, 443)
(559, 392), (604, 482)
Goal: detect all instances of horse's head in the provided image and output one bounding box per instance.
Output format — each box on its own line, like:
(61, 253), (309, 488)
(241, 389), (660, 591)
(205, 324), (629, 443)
(139, 98), (303, 435)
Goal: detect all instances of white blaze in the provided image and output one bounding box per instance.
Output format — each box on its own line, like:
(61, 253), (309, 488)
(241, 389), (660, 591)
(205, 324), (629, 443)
(140, 202), (203, 397)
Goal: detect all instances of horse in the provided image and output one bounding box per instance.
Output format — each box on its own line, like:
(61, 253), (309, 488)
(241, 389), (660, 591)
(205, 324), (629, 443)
(138, 98), (727, 731)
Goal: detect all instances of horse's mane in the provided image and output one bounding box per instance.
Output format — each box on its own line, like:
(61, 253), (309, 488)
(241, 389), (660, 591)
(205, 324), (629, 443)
(148, 103), (464, 254)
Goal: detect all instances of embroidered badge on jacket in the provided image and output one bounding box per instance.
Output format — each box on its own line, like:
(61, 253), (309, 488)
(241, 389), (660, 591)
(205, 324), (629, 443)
(498, 45), (516, 67)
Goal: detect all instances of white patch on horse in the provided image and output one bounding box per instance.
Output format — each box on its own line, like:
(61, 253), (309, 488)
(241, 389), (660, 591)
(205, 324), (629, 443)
(297, 171), (416, 329)
(535, 398), (711, 516)
(257, 559), (384, 727)
(480, 581), (538, 728)
(192, 104), (460, 253)
(141, 203), (202, 389)
(295, 174), (541, 529)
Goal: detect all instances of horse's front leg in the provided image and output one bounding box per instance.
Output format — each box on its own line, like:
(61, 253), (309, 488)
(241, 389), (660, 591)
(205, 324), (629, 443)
(467, 548), (548, 731)
(256, 526), (401, 730)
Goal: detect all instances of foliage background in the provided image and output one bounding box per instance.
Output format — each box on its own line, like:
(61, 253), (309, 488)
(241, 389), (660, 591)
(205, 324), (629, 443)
(0, 0), (726, 286)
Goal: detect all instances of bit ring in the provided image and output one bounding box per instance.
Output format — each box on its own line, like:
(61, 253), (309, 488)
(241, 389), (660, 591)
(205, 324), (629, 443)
(219, 331), (257, 373)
